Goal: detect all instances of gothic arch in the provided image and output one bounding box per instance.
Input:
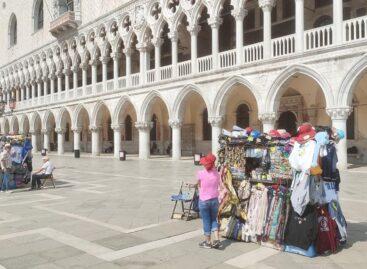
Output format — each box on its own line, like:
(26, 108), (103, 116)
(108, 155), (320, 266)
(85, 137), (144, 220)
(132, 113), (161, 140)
(72, 103), (89, 128)
(172, 84), (210, 121)
(90, 100), (111, 127)
(19, 114), (30, 135)
(140, 90), (171, 122)
(56, 107), (73, 129)
(265, 64), (334, 113)
(338, 54), (367, 107)
(112, 95), (137, 126)
(42, 110), (56, 130)
(213, 75), (262, 117)
(10, 115), (19, 134)
(30, 112), (41, 132)
(8, 13), (17, 47)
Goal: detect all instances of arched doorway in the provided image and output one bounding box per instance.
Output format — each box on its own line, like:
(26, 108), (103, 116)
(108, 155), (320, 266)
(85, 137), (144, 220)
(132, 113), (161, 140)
(236, 104), (250, 128)
(94, 103), (112, 155)
(75, 106), (90, 153)
(116, 100), (138, 154)
(277, 111), (297, 136)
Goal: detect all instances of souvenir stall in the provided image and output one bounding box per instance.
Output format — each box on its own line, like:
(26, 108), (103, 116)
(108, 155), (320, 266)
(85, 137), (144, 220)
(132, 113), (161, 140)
(0, 135), (33, 189)
(217, 124), (347, 257)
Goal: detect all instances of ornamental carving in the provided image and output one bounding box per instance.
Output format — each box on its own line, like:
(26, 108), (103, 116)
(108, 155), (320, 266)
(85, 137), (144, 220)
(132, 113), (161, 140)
(135, 121), (153, 130)
(209, 116), (224, 127)
(133, 5), (146, 31)
(326, 107), (352, 120)
(169, 120), (182, 128)
(258, 112), (277, 123)
(258, 0), (277, 8)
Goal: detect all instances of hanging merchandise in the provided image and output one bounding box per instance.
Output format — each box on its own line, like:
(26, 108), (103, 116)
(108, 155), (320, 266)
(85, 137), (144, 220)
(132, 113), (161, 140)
(217, 123), (347, 257)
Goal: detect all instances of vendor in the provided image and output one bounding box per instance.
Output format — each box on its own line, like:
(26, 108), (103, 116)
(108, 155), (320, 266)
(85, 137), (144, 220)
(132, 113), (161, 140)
(30, 156), (54, 190)
(196, 153), (221, 249)
(0, 144), (12, 193)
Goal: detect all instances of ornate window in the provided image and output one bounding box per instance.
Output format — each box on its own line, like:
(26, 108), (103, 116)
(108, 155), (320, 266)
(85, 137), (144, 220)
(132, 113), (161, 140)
(9, 14), (17, 47)
(125, 115), (132, 141)
(34, 0), (44, 31)
(236, 104), (250, 128)
(202, 109), (211, 141)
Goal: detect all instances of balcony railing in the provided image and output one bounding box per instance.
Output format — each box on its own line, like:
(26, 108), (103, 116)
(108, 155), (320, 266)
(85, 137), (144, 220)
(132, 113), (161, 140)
(50, 11), (79, 36)
(13, 15), (367, 111)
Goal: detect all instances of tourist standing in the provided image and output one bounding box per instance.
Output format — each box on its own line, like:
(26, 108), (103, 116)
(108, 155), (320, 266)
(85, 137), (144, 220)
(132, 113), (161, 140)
(0, 144), (12, 193)
(196, 153), (221, 249)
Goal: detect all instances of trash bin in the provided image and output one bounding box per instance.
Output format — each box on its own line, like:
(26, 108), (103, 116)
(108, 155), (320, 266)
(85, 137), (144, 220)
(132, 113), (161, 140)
(41, 149), (47, 156)
(119, 150), (126, 161)
(194, 153), (202, 166)
(74, 149), (80, 158)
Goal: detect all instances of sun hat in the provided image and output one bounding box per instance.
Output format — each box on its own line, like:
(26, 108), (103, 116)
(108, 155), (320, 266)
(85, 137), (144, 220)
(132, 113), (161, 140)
(296, 123), (316, 144)
(277, 129), (291, 139)
(245, 127), (253, 135)
(250, 130), (261, 139)
(42, 156), (49, 161)
(200, 153), (216, 170)
(269, 129), (281, 138)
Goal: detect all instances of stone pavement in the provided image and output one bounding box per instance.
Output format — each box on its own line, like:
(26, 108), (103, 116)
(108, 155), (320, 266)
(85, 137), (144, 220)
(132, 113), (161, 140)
(0, 155), (366, 269)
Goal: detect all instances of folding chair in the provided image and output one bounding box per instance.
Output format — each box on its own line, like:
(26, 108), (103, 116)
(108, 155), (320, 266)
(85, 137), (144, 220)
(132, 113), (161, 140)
(171, 181), (199, 221)
(42, 173), (56, 188)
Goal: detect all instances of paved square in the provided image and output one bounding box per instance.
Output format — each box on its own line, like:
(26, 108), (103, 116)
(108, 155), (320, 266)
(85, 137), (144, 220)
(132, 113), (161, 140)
(0, 155), (366, 269)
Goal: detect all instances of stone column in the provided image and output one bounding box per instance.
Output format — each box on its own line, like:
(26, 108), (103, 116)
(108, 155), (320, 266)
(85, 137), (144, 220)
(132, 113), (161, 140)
(73, 67), (78, 89)
(209, 18), (222, 69)
(57, 73), (62, 94)
(232, 9), (247, 65)
(72, 127), (81, 151)
(26, 84), (30, 99)
(42, 129), (50, 151)
(21, 86), (25, 101)
(90, 125), (101, 156)
(137, 44), (147, 84)
(153, 38), (162, 81)
(169, 120), (182, 161)
(56, 128), (65, 155)
(327, 107), (351, 170)
(333, 0), (343, 45)
(188, 25), (200, 73)
(30, 131), (39, 153)
(101, 57), (109, 91)
(259, 0), (276, 59)
(82, 65), (87, 95)
(31, 82), (36, 100)
(169, 31), (178, 77)
(295, 0), (304, 53)
(50, 75), (55, 95)
(37, 80), (42, 97)
(43, 78), (48, 96)
(91, 61), (97, 93)
(259, 112), (277, 133)
(112, 52), (121, 89)
(135, 122), (152, 160)
(124, 48), (132, 86)
(209, 116), (223, 155)
(64, 70), (70, 92)
(111, 124), (123, 159)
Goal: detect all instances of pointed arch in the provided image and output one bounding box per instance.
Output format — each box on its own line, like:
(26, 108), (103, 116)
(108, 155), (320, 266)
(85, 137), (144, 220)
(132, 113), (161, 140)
(90, 100), (111, 127)
(172, 84), (210, 120)
(140, 90), (171, 122)
(265, 64), (334, 113)
(337, 54), (367, 107)
(19, 114), (30, 135)
(213, 75), (262, 117)
(56, 107), (73, 129)
(8, 13), (17, 47)
(112, 95), (138, 126)
(72, 103), (89, 128)
(10, 115), (19, 134)
(42, 110), (56, 130)
(33, 0), (44, 31)
(30, 112), (41, 132)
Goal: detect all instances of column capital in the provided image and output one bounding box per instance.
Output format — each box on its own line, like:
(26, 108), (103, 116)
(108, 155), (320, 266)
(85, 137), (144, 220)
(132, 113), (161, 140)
(136, 43), (149, 53)
(258, 0), (277, 9)
(72, 65), (79, 73)
(208, 17), (223, 29)
(326, 107), (352, 120)
(63, 68), (72, 76)
(55, 127), (66, 134)
(259, 112), (277, 124)
(41, 128), (51, 135)
(89, 125), (101, 132)
(168, 31), (178, 42)
(29, 129), (40, 135)
(169, 120), (182, 129)
(187, 24), (201, 36)
(111, 52), (122, 60)
(152, 37), (164, 48)
(123, 48), (133, 56)
(231, 9), (248, 21)
(208, 116), (224, 128)
(71, 127), (82, 133)
(111, 124), (124, 131)
(100, 56), (110, 64)
(134, 121), (153, 130)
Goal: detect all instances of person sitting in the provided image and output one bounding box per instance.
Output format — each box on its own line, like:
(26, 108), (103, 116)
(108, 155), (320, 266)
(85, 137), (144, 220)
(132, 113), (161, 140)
(30, 156), (54, 190)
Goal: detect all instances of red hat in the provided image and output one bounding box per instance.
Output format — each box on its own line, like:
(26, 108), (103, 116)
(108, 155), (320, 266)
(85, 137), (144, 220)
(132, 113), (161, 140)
(296, 123), (316, 144)
(200, 153), (216, 170)
(277, 129), (291, 139)
(245, 127), (253, 135)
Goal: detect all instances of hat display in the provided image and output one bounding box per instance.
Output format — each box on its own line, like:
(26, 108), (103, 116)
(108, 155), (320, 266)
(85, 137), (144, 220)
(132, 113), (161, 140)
(295, 123), (316, 144)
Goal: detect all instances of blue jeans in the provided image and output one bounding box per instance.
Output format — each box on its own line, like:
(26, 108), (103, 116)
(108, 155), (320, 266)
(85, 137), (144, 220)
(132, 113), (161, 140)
(1, 172), (9, 191)
(199, 198), (219, 236)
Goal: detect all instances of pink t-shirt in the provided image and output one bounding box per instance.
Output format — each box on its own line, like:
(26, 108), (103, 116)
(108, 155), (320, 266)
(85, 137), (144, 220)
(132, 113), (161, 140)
(197, 169), (220, 201)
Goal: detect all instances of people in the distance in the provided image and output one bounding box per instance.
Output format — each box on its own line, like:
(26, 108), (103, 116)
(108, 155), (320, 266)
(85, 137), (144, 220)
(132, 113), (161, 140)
(0, 144), (12, 193)
(30, 156), (54, 190)
(196, 153), (221, 249)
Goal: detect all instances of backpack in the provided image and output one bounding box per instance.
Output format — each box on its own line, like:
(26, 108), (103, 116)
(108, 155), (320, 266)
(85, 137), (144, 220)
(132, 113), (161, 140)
(316, 206), (339, 254)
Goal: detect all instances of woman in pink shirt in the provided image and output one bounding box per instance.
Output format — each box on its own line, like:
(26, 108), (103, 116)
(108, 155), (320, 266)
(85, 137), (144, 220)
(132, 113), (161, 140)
(196, 153), (221, 249)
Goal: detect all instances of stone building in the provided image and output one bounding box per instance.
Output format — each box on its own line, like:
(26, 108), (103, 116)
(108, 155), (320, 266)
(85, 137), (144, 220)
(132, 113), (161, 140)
(1, 0), (367, 169)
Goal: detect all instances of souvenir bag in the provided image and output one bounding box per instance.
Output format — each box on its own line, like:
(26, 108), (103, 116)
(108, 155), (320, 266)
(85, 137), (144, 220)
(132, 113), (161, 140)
(316, 206), (339, 254)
